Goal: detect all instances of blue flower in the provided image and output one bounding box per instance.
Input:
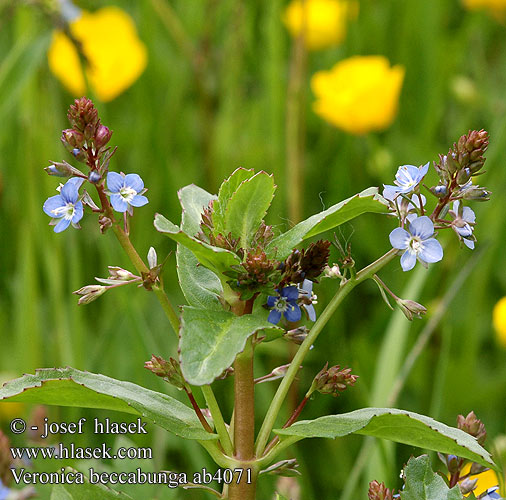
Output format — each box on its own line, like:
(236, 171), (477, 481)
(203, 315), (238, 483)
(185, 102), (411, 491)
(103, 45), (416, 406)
(107, 172), (148, 213)
(298, 279), (317, 322)
(450, 200), (476, 250)
(389, 215), (443, 272)
(43, 177), (84, 233)
(0, 478), (11, 500)
(383, 162), (429, 198)
(481, 487), (502, 500)
(267, 286), (301, 324)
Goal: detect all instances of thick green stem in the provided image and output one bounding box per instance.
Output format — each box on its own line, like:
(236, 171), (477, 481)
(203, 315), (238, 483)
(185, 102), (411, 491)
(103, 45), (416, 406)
(255, 249), (397, 456)
(201, 384), (234, 457)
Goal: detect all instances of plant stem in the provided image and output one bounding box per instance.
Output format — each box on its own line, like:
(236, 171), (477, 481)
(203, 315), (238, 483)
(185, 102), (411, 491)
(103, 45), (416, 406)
(202, 384), (234, 457)
(255, 249), (397, 456)
(185, 388), (213, 433)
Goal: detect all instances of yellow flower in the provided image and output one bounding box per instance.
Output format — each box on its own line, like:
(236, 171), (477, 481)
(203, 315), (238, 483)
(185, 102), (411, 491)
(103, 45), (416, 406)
(311, 55), (404, 135)
(493, 297), (506, 348)
(463, 0), (506, 17)
(459, 463), (502, 496)
(47, 6), (147, 102)
(282, 0), (358, 51)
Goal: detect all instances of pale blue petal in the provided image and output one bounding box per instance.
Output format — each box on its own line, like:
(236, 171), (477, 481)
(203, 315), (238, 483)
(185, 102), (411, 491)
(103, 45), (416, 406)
(462, 206), (476, 224)
(129, 194), (149, 207)
(383, 185), (399, 200)
(419, 238), (443, 263)
(43, 195), (65, 217)
(60, 180), (79, 203)
(67, 177), (85, 189)
(419, 162), (430, 177)
(304, 304), (316, 322)
(267, 296), (277, 307)
(409, 216), (434, 240)
(284, 304), (301, 322)
(54, 218), (71, 233)
(282, 286), (299, 301)
(72, 201), (84, 223)
(268, 309), (281, 324)
(301, 279), (313, 294)
(107, 172), (124, 193)
(463, 238), (475, 250)
(400, 250), (417, 271)
(456, 223), (472, 238)
(389, 227), (410, 249)
(110, 193), (128, 212)
(124, 173), (144, 192)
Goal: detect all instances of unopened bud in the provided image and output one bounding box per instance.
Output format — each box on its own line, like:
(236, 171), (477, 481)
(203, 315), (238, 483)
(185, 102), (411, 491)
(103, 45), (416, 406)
(459, 478), (478, 495)
(324, 263), (341, 279)
(457, 411), (487, 445)
(61, 129), (85, 150)
(261, 459), (300, 477)
(368, 480), (394, 500)
(311, 363), (359, 397)
(73, 285), (107, 305)
(462, 186), (491, 201)
(445, 454), (460, 474)
(99, 216), (113, 233)
(108, 266), (137, 281)
(397, 299), (427, 321)
(88, 171), (101, 184)
(67, 97), (99, 131)
(456, 167), (472, 186)
(470, 462), (489, 475)
(284, 326), (309, 345)
(147, 247), (157, 269)
(71, 148), (86, 162)
(95, 125), (113, 149)
(84, 122), (97, 141)
(144, 355), (187, 390)
(430, 184), (448, 198)
(45, 160), (85, 178)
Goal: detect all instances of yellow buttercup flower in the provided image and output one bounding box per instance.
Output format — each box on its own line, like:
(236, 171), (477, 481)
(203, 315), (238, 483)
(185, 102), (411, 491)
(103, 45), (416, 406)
(463, 0), (506, 17)
(311, 55), (404, 135)
(47, 6), (147, 102)
(492, 297), (506, 348)
(282, 0), (358, 51)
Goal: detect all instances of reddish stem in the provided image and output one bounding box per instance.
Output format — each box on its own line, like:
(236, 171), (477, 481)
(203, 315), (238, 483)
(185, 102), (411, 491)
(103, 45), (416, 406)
(185, 388), (213, 434)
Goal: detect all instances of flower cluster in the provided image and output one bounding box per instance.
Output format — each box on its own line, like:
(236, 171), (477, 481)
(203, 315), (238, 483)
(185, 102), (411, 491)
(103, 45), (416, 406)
(43, 98), (148, 232)
(385, 130), (490, 271)
(48, 6), (147, 102)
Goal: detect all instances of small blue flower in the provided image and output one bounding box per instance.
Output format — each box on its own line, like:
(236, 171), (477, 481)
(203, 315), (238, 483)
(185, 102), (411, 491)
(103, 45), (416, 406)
(0, 478), (11, 500)
(450, 200), (476, 250)
(267, 286), (301, 324)
(481, 487), (502, 500)
(43, 177), (84, 233)
(298, 279), (317, 322)
(107, 172), (149, 214)
(383, 162), (429, 198)
(389, 215), (443, 272)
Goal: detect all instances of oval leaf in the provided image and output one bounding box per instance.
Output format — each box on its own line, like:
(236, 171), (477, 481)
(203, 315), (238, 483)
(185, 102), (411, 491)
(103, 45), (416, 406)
(274, 408), (494, 468)
(0, 368), (217, 441)
(266, 187), (389, 260)
(180, 307), (283, 386)
(400, 455), (464, 500)
(177, 184), (223, 310)
(154, 213), (241, 276)
(224, 171), (275, 248)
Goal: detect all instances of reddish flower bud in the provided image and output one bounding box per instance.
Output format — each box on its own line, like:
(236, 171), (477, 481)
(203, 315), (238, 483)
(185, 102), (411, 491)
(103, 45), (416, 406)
(95, 124), (113, 149)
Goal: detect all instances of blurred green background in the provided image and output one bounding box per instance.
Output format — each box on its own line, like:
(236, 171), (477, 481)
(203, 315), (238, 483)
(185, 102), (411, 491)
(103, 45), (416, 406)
(1, 0), (505, 498)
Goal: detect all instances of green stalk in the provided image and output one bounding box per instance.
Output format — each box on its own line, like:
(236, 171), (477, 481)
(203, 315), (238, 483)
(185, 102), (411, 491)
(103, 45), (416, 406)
(255, 249), (397, 456)
(202, 384), (234, 457)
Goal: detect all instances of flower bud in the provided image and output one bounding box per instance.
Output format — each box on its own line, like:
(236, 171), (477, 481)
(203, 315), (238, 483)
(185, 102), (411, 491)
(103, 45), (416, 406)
(144, 355), (187, 390)
(459, 478), (478, 495)
(147, 247), (157, 269)
(284, 326), (309, 345)
(61, 129), (85, 149)
(67, 97), (99, 132)
(71, 148), (86, 162)
(456, 167), (472, 186)
(457, 411), (487, 445)
(397, 299), (427, 321)
(430, 184), (448, 198)
(445, 454), (460, 474)
(368, 480), (394, 500)
(311, 363), (359, 397)
(73, 285), (107, 305)
(95, 125), (113, 149)
(45, 160), (85, 178)
(462, 186), (491, 201)
(99, 216), (113, 233)
(88, 171), (101, 184)
(324, 263), (341, 278)
(261, 458), (300, 477)
(107, 266), (137, 281)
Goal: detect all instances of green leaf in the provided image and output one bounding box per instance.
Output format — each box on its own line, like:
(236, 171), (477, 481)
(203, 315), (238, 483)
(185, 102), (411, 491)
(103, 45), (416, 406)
(50, 468), (134, 500)
(400, 455), (463, 500)
(177, 185), (223, 310)
(274, 408), (494, 468)
(213, 168), (255, 233)
(274, 494), (290, 500)
(180, 307), (283, 385)
(266, 187), (389, 260)
(154, 213), (241, 276)
(224, 171), (276, 247)
(0, 368), (217, 441)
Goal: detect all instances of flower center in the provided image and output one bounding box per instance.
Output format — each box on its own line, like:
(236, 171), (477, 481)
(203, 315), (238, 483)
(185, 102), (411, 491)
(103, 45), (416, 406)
(274, 297), (288, 312)
(409, 236), (423, 254)
(119, 186), (137, 202)
(52, 203), (75, 220)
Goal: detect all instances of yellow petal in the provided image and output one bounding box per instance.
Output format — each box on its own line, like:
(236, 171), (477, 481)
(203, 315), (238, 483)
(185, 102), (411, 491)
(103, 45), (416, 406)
(47, 6), (147, 102)
(493, 296), (506, 348)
